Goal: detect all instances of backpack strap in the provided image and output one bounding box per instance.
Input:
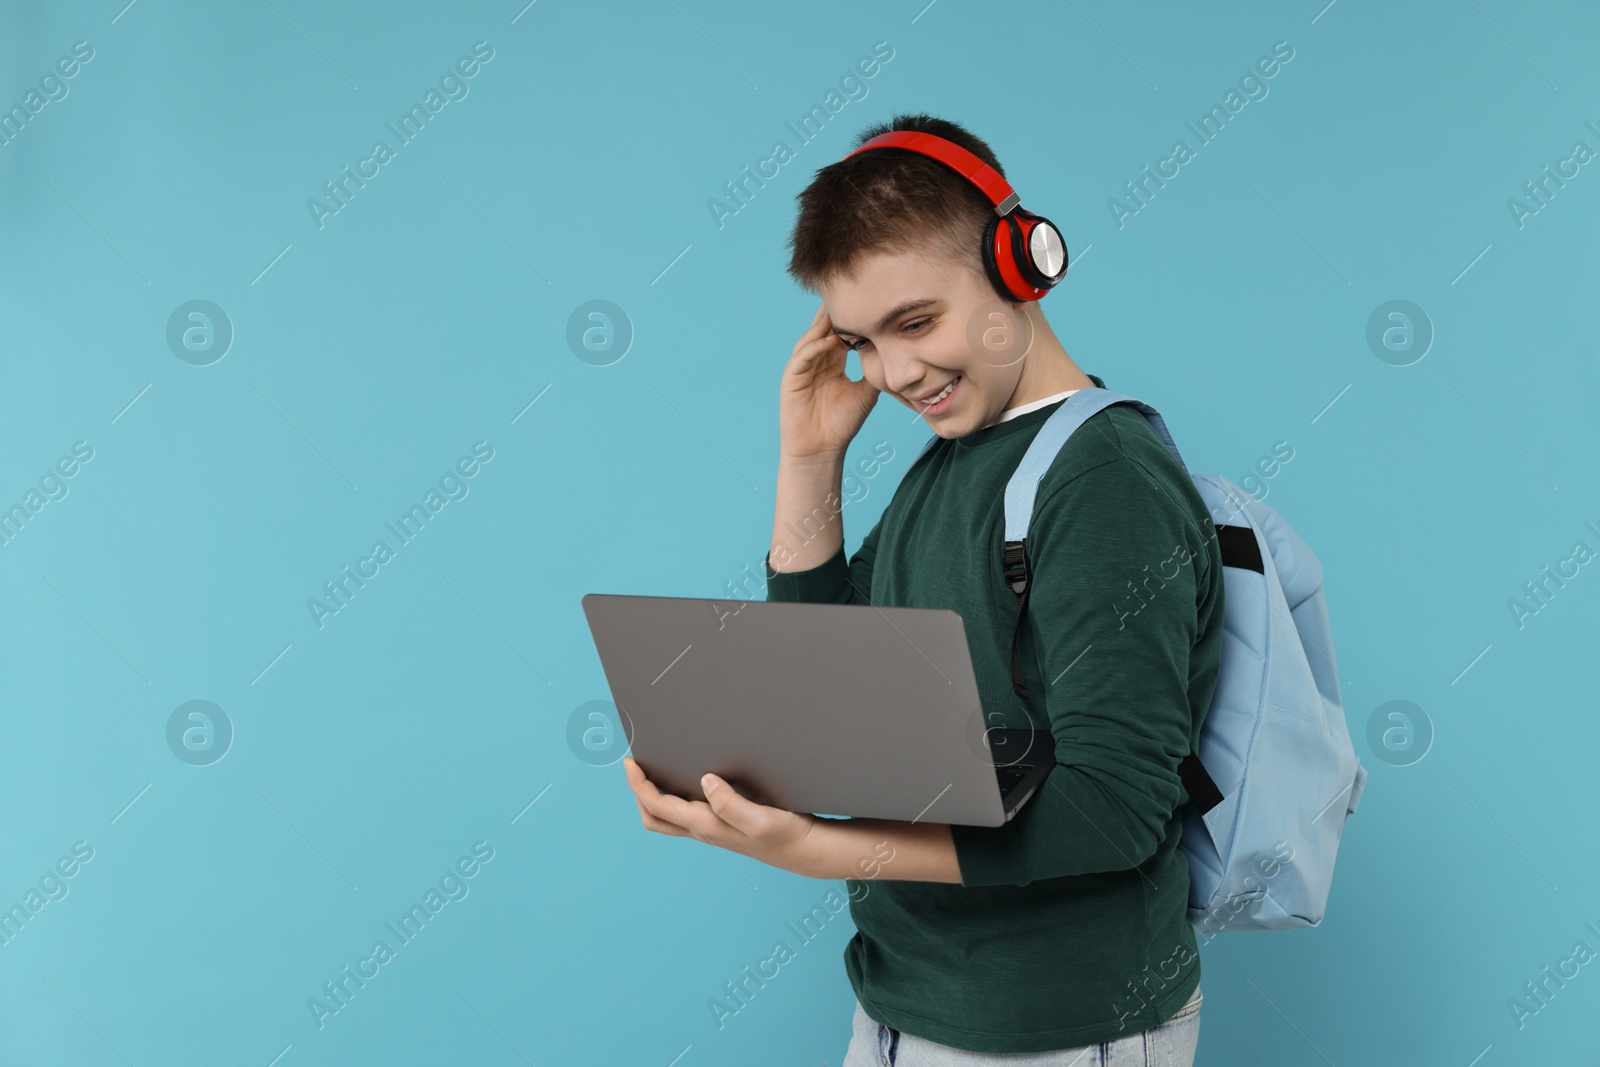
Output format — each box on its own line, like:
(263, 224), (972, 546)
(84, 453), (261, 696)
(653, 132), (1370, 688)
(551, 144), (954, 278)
(1216, 522), (1264, 573)
(1002, 388), (1174, 700)
(1001, 388), (1226, 816)
(1178, 753), (1224, 815)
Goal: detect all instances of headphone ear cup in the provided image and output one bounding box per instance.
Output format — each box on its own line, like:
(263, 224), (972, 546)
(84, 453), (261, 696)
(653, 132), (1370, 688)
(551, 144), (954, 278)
(1007, 210), (1068, 293)
(980, 214), (1023, 302)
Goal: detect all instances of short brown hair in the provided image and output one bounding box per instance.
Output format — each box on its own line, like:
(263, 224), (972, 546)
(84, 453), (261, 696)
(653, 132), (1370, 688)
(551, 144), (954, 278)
(785, 112), (1005, 296)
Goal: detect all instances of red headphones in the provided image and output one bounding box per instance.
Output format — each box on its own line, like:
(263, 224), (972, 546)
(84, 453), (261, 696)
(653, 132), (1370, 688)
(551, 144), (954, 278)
(843, 130), (1068, 302)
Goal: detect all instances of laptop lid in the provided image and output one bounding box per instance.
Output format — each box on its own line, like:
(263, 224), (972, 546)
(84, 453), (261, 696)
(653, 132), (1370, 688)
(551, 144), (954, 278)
(581, 592), (1035, 827)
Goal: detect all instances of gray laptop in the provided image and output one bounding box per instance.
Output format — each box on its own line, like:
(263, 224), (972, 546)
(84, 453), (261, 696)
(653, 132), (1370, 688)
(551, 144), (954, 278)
(581, 592), (1053, 827)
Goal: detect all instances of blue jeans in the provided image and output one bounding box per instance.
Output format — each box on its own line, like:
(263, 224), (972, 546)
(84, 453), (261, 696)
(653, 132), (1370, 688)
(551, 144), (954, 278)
(842, 984), (1201, 1066)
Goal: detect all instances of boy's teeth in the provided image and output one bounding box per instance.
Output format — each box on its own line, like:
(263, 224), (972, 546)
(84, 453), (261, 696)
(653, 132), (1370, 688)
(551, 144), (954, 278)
(923, 377), (958, 404)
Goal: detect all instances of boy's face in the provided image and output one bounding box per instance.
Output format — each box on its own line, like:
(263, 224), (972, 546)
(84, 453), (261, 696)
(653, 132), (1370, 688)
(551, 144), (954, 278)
(821, 245), (1032, 437)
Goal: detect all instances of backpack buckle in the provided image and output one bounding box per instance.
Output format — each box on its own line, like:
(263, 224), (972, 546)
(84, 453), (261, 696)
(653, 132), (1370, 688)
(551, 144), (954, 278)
(1002, 540), (1029, 596)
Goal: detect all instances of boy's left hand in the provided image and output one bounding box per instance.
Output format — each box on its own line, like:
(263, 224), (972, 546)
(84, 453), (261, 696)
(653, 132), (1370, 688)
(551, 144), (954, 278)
(624, 755), (824, 877)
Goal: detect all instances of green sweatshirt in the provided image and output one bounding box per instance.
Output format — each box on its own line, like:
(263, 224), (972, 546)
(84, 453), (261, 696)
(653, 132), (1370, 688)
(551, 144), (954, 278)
(761, 374), (1226, 1052)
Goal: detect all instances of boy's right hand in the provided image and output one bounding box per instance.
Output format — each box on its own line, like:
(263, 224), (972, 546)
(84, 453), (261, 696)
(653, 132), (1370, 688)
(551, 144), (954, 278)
(777, 302), (880, 461)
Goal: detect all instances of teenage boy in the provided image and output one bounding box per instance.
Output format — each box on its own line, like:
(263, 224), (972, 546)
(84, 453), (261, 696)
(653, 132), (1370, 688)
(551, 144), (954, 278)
(624, 113), (1224, 1063)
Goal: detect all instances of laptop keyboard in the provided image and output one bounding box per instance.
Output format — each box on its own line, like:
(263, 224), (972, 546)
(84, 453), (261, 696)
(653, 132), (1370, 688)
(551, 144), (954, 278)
(996, 764), (1035, 797)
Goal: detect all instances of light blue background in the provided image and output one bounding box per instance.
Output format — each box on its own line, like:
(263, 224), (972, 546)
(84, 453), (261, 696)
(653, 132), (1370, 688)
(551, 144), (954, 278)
(3, 1), (1597, 1064)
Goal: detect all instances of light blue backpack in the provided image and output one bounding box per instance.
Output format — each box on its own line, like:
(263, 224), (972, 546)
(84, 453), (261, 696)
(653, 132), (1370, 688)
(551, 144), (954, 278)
(915, 387), (1368, 933)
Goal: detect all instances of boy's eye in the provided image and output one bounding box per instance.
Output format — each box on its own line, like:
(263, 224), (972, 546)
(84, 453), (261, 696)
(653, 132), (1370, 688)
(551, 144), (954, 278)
(841, 318), (932, 351)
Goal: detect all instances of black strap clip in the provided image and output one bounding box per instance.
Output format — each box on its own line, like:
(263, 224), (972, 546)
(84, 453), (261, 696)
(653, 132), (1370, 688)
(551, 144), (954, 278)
(1003, 540), (1032, 698)
(1002, 540), (1030, 594)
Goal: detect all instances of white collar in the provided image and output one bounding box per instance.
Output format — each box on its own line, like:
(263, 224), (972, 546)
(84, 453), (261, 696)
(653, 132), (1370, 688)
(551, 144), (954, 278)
(994, 387), (1082, 424)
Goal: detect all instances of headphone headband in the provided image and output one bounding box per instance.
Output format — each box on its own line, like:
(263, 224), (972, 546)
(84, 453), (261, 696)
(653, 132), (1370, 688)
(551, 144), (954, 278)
(845, 131), (1021, 216)
(839, 128), (1067, 302)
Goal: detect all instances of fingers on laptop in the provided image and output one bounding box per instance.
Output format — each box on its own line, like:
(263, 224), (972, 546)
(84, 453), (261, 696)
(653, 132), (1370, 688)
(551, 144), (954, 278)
(626, 756), (692, 836)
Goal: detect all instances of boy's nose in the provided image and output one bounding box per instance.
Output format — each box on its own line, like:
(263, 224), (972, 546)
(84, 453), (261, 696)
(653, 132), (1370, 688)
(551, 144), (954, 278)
(878, 351), (925, 397)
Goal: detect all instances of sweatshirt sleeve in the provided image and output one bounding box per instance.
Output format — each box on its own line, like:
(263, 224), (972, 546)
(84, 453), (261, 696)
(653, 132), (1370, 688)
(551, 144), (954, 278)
(950, 456), (1211, 887)
(763, 514), (883, 606)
